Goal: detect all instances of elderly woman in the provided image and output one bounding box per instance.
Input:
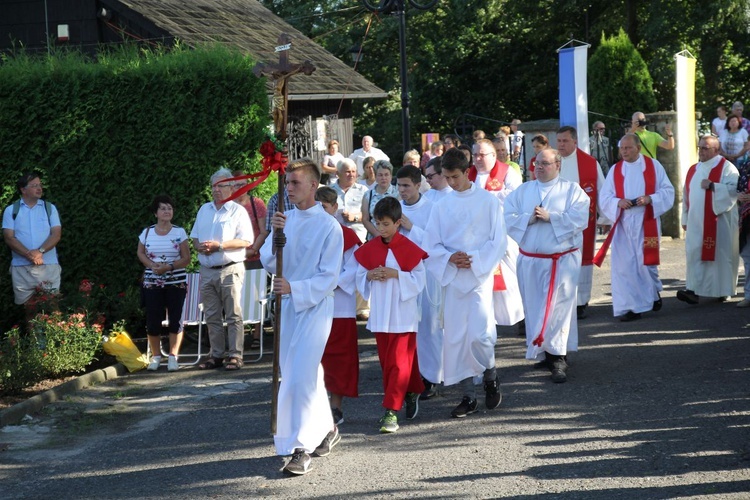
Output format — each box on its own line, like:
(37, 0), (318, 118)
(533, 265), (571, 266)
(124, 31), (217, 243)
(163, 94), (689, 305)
(137, 194), (191, 372)
(361, 160), (399, 240)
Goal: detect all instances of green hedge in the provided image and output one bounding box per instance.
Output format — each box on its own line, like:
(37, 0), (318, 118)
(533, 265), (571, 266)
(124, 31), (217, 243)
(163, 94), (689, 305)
(0, 44), (271, 331)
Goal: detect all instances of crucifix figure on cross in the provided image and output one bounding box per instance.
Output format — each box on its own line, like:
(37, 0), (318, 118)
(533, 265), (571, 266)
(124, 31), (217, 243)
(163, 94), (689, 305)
(253, 33), (316, 141)
(252, 34), (316, 436)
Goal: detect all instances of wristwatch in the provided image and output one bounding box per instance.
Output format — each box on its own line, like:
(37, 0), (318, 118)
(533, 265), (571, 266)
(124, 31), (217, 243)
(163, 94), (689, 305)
(38, 247), (46, 254)
(218, 243), (224, 252)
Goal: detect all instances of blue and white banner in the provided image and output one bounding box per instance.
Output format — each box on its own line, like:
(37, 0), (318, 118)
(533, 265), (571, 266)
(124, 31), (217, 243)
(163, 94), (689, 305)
(559, 45), (590, 153)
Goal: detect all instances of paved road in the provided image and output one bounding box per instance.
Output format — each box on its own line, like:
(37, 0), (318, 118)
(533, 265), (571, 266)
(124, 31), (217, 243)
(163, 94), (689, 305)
(2, 237), (750, 499)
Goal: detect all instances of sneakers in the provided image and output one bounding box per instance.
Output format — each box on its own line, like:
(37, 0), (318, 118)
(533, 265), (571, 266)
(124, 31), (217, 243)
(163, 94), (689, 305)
(147, 356), (161, 371)
(379, 410), (399, 433)
(551, 356), (568, 383)
(331, 407), (344, 425)
(283, 448), (312, 475)
(737, 299), (750, 308)
(313, 426), (341, 457)
(451, 396), (478, 418)
(676, 289), (699, 305)
(483, 376), (502, 409)
(405, 392), (419, 420)
(167, 355), (179, 372)
(421, 379), (437, 400)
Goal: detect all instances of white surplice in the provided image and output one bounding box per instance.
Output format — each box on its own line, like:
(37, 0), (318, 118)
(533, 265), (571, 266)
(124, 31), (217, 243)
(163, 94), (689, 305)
(475, 167), (525, 326)
(505, 177), (590, 360)
(355, 249), (426, 334)
(423, 185), (507, 386)
(599, 155), (675, 316)
(423, 186), (453, 204)
(560, 151), (610, 306)
(334, 245), (359, 319)
(260, 203), (343, 456)
(401, 196), (443, 383)
(681, 155), (739, 297)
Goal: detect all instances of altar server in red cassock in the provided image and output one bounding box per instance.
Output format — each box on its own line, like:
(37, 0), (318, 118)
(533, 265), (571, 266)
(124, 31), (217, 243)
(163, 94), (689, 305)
(354, 196), (427, 434)
(316, 187), (362, 426)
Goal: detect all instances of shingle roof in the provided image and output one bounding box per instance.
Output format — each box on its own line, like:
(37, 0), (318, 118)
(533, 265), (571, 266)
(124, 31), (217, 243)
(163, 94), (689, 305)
(109, 0), (386, 100)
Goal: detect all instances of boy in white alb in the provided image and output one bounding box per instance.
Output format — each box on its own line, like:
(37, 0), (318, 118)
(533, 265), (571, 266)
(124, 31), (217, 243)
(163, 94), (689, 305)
(261, 159), (343, 476)
(423, 148), (506, 418)
(396, 165), (443, 398)
(355, 196), (427, 433)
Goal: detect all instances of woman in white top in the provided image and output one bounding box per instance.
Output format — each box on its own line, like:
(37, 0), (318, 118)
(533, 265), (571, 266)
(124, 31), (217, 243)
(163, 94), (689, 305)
(321, 140), (345, 185)
(712, 106), (728, 136)
(361, 160), (399, 240)
(719, 114), (749, 164)
(137, 195), (191, 372)
(358, 156), (377, 189)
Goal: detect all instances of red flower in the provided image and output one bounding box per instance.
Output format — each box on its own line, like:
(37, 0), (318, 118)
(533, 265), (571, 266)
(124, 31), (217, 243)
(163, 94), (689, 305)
(79, 279), (93, 294)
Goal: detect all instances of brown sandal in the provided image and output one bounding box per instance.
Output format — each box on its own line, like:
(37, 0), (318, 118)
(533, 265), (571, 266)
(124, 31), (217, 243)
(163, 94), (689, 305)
(198, 357), (223, 370)
(224, 357), (244, 371)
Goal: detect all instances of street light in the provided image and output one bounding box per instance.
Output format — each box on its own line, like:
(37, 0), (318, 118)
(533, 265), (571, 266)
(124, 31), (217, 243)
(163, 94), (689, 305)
(362, 0), (439, 153)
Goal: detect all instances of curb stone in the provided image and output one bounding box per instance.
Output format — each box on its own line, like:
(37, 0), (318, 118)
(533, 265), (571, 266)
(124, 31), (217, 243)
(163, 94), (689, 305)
(0, 363), (128, 427)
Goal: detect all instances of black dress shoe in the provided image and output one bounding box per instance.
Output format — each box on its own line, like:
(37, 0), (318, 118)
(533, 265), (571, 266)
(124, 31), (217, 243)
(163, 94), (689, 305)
(652, 293), (662, 311)
(577, 304), (587, 319)
(517, 319), (526, 336)
(620, 311), (642, 322)
(676, 289), (699, 305)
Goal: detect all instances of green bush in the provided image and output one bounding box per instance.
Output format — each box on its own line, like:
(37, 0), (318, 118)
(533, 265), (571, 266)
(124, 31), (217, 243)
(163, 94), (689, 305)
(588, 29), (658, 133)
(0, 44), (271, 331)
(0, 311), (101, 395)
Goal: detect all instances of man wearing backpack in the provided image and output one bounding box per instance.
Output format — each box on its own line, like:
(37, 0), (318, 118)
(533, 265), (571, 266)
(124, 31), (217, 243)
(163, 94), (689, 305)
(2, 172), (61, 315)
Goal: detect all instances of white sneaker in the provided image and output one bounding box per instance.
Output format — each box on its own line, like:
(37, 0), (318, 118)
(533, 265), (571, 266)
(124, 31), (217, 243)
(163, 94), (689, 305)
(167, 356), (179, 372)
(737, 299), (750, 308)
(147, 356), (162, 371)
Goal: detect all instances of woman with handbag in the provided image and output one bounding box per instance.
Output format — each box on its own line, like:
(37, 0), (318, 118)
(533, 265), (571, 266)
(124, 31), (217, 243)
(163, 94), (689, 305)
(137, 195), (191, 371)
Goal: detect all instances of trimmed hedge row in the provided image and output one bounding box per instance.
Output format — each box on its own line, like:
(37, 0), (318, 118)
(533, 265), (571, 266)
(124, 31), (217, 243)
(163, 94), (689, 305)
(0, 44), (271, 330)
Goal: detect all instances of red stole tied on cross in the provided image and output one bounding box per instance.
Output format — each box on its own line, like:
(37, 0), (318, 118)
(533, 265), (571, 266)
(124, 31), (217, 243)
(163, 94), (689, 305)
(340, 224), (362, 255)
(576, 149), (599, 266)
(684, 158), (726, 261)
(468, 160), (510, 290)
(594, 156), (660, 267)
(354, 231), (428, 272)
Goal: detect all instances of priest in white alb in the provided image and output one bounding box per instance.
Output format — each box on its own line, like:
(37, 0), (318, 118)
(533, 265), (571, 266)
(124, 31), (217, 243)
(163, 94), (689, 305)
(504, 148), (590, 383)
(423, 148), (506, 419)
(678, 135), (739, 304)
(261, 159), (343, 476)
(556, 126), (610, 319)
(597, 133), (675, 322)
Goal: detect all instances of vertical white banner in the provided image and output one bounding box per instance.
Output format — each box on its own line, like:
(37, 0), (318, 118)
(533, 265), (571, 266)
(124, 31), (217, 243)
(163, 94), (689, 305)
(559, 45), (590, 152)
(675, 53), (697, 186)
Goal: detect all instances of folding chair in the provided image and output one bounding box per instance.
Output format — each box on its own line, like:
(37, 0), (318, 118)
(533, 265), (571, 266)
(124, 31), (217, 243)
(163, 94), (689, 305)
(242, 268), (269, 363)
(150, 273), (205, 366)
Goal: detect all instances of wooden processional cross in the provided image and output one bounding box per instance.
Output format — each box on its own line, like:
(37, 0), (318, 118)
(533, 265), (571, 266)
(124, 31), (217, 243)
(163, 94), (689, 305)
(252, 34), (315, 434)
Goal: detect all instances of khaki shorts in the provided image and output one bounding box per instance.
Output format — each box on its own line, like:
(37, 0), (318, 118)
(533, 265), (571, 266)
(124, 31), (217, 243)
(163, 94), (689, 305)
(10, 264), (62, 305)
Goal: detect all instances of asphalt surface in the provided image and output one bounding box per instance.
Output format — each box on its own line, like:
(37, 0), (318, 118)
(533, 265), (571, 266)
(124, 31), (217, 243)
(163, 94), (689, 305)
(1, 236), (750, 499)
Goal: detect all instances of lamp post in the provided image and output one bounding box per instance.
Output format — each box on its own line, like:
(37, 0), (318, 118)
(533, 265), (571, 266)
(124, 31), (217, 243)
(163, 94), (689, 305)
(362, 0), (439, 153)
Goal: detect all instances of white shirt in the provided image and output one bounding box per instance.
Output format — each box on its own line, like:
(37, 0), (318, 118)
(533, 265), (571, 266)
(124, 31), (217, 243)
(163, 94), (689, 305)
(190, 200), (253, 267)
(332, 182), (368, 242)
(349, 147), (389, 177)
(2, 199), (61, 266)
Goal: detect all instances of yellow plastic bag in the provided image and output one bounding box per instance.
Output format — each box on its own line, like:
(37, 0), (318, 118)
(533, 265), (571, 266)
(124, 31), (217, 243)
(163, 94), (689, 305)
(102, 329), (149, 372)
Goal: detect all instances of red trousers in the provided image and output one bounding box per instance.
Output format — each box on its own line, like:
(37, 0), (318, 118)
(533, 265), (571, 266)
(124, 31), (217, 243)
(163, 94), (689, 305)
(375, 332), (425, 411)
(321, 318), (359, 397)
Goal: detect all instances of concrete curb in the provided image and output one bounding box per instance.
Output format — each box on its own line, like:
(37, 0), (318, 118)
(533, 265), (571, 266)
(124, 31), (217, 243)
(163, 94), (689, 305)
(0, 363), (128, 427)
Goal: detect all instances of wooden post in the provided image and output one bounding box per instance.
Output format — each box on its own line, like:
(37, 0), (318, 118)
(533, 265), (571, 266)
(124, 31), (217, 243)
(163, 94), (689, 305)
(252, 34), (315, 434)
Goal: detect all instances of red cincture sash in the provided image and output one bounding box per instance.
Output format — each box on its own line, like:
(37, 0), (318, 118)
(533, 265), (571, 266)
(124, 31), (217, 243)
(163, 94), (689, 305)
(576, 149), (598, 266)
(685, 158), (726, 261)
(593, 157), (660, 266)
(519, 247), (578, 347)
(469, 160), (510, 291)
